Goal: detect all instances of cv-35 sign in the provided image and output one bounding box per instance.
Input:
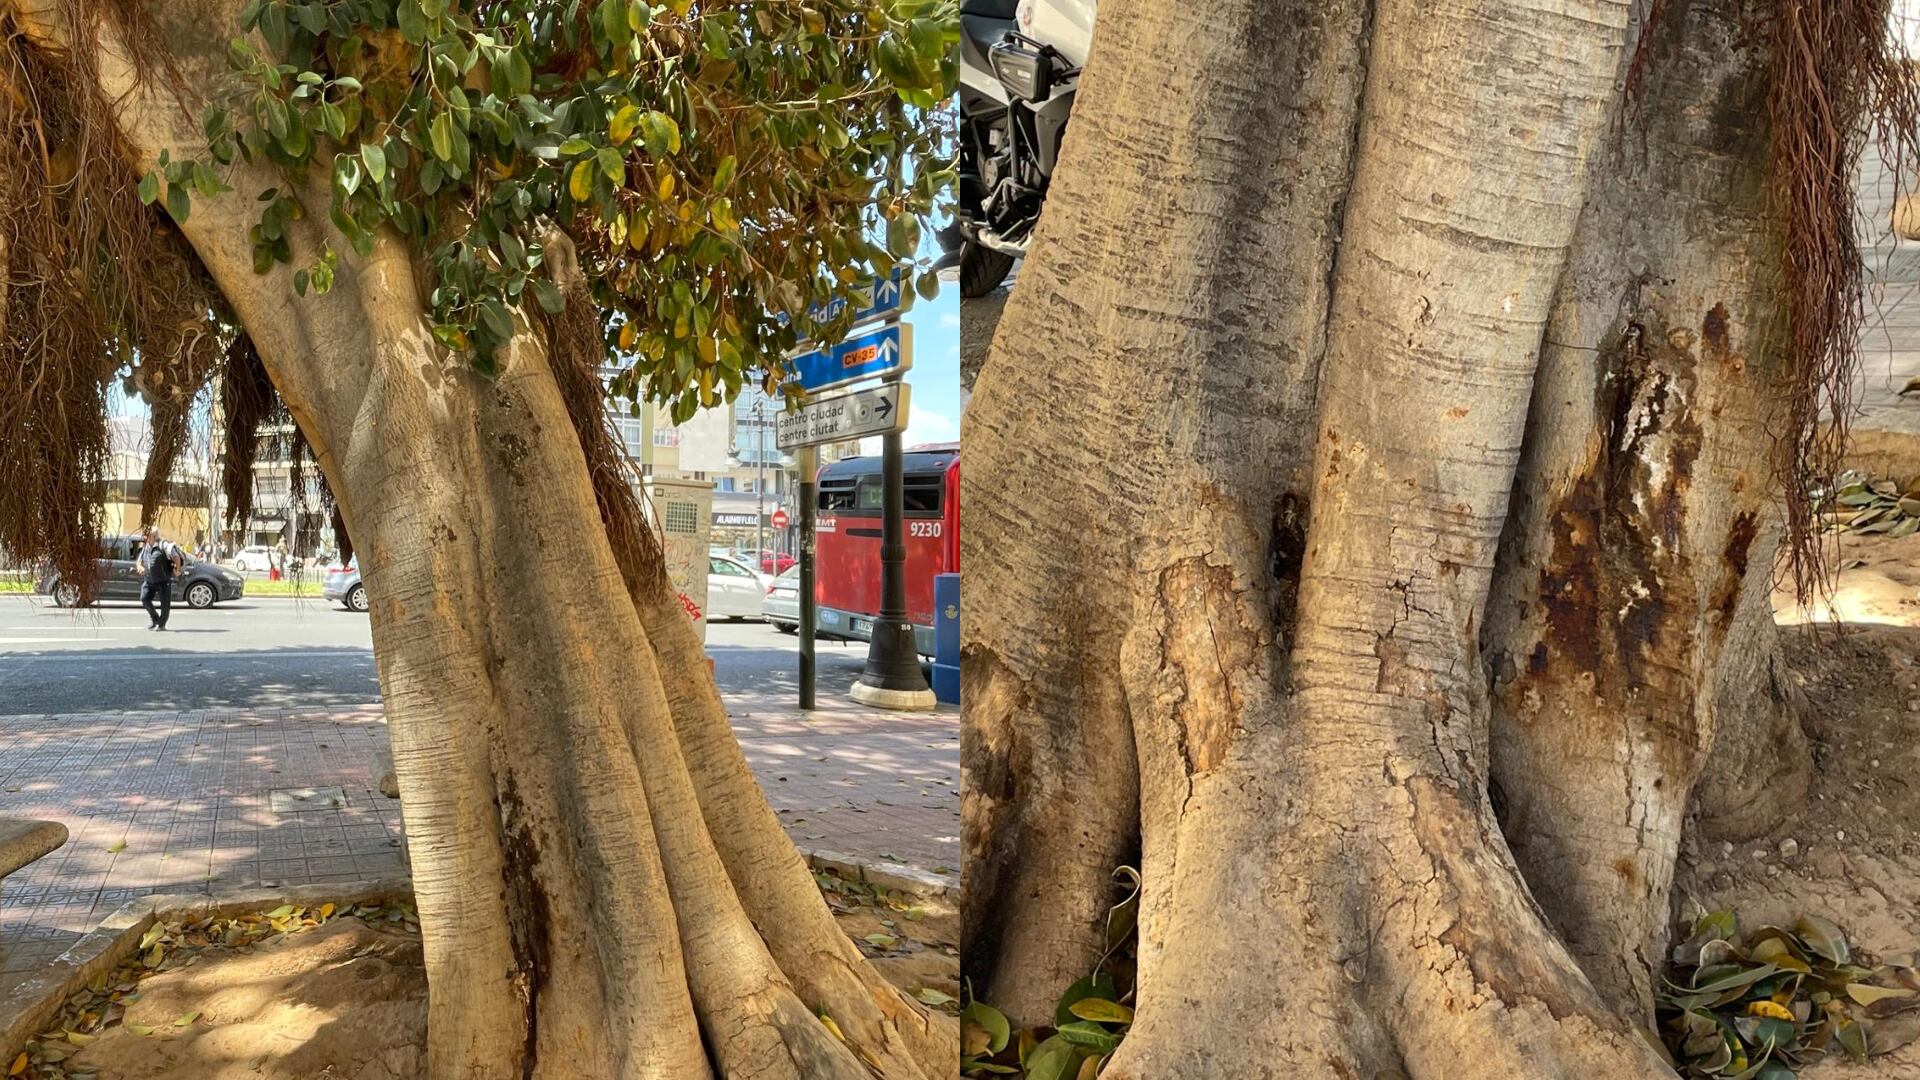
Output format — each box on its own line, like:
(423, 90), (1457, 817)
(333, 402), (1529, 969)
(776, 383), (910, 450)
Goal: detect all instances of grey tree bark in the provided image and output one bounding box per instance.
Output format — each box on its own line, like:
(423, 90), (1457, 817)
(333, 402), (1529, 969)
(8, 2), (958, 1076)
(966, 0), (1816, 1072)
(961, 0), (1367, 1026)
(1482, 0), (1809, 1018)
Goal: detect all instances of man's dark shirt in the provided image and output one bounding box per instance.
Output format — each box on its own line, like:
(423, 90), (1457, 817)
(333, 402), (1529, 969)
(141, 541), (177, 584)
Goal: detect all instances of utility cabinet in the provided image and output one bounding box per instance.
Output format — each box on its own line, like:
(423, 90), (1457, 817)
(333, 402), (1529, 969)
(644, 476), (716, 644)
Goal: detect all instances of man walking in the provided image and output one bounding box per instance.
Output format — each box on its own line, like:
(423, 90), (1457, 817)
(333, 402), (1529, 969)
(135, 525), (182, 631)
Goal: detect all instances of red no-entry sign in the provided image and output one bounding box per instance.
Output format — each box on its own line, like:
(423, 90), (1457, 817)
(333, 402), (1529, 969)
(772, 509), (790, 529)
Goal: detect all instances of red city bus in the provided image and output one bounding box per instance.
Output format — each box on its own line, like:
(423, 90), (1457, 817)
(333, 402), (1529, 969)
(813, 444), (958, 656)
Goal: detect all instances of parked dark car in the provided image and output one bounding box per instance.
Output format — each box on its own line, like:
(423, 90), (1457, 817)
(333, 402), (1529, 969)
(34, 537), (245, 609)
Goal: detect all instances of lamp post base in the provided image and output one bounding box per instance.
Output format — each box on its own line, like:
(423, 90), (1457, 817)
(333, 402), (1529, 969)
(850, 679), (938, 711)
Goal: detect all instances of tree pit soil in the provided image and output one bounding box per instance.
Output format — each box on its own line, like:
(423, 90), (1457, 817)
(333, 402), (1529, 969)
(11, 875), (958, 1080)
(1675, 528), (1920, 1077)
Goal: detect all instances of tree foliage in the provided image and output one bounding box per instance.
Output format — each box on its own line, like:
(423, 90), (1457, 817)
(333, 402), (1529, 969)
(146, 0), (956, 420)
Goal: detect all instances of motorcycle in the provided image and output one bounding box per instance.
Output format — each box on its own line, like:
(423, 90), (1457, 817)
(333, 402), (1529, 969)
(939, 0), (1096, 297)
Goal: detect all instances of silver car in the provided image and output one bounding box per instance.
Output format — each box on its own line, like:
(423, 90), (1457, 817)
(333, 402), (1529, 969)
(323, 559), (368, 612)
(762, 565), (800, 632)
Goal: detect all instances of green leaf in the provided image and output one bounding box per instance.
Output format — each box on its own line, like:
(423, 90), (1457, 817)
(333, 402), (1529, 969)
(164, 183), (191, 223)
(430, 111), (456, 162)
(1055, 1020), (1121, 1053)
(137, 171), (160, 205)
(914, 987), (955, 1006)
(639, 110), (680, 157)
(362, 142), (386, 184)
(960, 1000), (1009, 1055)
(530, 278), (564, 315)
(915, 269), (939, 302)
(478, 298), (513, 342)
(508, 49), (532, 97)
(1681, 963), (1779, 997)
(1796, 916), (1850, 966)
(597, 146), (625, 182)
(886, 214), (921, 259)
(1022, 1036), (1083, 1080)
(601, 0), (631, 46)
(712, 154), (737, 192)
(293, 268), (309, 296)
(395, 0), (427, 41)
(1066, 998), (1133, 1025)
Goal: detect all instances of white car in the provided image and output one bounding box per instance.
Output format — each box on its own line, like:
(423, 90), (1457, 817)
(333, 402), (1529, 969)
(707, 554), (772, 621)
(232, 545), (275, 572)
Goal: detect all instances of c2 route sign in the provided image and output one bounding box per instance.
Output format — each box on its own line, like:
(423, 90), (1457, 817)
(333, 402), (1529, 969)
(778, 270), (905, 333)
(787, 322), (911, 395)
(776, 382), (910, 450)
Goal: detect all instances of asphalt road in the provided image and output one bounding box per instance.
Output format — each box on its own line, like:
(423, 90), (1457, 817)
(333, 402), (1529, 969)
(0, 593), (877, 716)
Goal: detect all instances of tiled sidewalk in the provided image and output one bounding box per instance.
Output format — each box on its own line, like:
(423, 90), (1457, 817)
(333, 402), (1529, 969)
(0, 699), (958, 997)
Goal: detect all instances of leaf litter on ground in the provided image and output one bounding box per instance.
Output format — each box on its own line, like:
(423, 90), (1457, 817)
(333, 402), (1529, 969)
(8, 899), (419, 1080)
(1658, 908), (1920, 1078)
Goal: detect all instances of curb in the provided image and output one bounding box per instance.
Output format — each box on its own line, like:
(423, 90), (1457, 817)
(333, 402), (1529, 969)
(800, 847), (958, 900)
(0, 878), (411, 1061)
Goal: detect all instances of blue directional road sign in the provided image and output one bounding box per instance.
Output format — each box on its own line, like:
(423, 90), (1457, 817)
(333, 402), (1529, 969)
(788, 322), (912, 395)
(779, 270), (906, 336)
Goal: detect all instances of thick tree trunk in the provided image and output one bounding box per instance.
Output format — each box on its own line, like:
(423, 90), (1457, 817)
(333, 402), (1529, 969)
(961, 0), (1367, 1025)
(20, 3), (956, 1076)
(969, 0), (1687, 1073)
(1481, 0), (1807, 1020)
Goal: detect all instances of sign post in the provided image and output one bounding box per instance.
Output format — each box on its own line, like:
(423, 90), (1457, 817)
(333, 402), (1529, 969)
(778, 270), (934, 712)
(796, 447), (817, 711)
(775, 383), (909, 448)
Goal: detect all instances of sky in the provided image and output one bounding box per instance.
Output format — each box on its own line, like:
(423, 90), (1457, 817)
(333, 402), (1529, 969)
(869, 274), (961, 453)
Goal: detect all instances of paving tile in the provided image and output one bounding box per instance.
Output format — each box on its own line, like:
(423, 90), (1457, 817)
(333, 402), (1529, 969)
(0, 696), (956, 995)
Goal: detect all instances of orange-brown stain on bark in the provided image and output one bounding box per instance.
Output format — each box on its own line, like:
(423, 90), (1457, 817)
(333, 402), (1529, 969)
(1155, 558), (1261, 776)
(1612, 857), (1637, 884)
(1709, 511), (1759, 627)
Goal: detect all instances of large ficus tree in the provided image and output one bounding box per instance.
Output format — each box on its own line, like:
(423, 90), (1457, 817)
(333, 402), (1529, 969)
(0, 0), (957, 1075)
(964, 0), (1911, 1075)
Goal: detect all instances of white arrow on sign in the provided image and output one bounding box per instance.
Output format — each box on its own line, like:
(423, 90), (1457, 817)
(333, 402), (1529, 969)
(776, 382), (911, 450)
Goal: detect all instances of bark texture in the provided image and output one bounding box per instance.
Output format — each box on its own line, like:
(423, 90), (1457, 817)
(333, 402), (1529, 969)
(1482, 0), (1807, 1020)
(17, 3), (956, 1076)
(960, 0), (1368, 1026)
(966, 0), (1713, 1073)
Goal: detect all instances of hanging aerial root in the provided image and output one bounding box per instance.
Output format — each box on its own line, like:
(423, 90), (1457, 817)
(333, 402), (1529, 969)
(541, 232), (667, 591)
(0, 1), (218, 593)
(1767, 0), (1920, 601)
(217, 331), (274, 528)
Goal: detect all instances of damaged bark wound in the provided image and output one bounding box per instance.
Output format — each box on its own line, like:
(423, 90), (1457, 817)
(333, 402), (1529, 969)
(1151, 557), (1259, 776)
(1535, 310), (1708, 713)
(1482, 0), (1806, 1019)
